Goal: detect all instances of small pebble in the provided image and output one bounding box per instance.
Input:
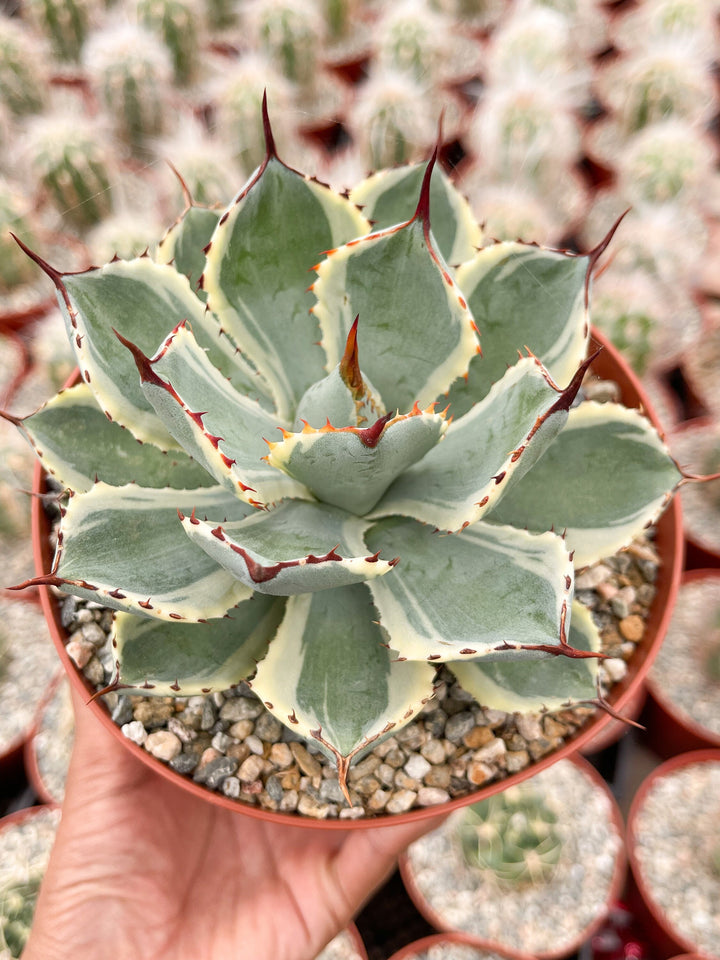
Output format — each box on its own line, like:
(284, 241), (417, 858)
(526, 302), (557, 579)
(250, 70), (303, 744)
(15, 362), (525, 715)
(121, 720), (147, 746)
(619, 614), (645, 642)
(385, 790), (417, 814)
(144, 730), (182, 762)
(238, 754), (267, 783)
(290, 742), (322, 777)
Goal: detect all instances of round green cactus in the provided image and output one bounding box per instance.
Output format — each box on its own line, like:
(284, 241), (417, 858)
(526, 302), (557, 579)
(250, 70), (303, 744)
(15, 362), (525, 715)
(0, 15), (46, 116)
(7, 106), (683, 801)
(26, 115), (114, 230)
(24, 0), (93, 63)
(136, 0), (200, 86)
(0, 872), (43, 959)
(459, 786), (563, 887)
(0, 180), (40, 290)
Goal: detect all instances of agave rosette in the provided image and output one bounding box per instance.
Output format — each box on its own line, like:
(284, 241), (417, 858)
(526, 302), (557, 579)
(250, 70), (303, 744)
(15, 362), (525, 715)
(9, 110), (682, 797)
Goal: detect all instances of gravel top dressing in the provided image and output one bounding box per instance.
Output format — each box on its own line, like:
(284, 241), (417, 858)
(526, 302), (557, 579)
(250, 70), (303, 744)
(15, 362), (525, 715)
(633, 760), (720, 958)
(46, 521), (661, 820)
(403, 759), (622, 956)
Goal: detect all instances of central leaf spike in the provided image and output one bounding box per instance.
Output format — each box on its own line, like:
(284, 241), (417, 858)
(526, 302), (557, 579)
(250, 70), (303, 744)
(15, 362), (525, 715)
(339, 316), (364, 399)
(261, 90), (279, 162)
(412, 143), (438, 233)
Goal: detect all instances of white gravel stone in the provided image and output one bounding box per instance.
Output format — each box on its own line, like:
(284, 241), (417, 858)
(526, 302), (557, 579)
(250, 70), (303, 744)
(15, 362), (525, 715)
(404, 752), (432, 781)
(472, 737), (506, 764)
(245, 734), (265, 755)
(417, 787), (451, 806)
(121, 720), (148, 745)
(238, 754), (266, 783)
(385, 789), (417, 814)
(144, 730), (182, 761)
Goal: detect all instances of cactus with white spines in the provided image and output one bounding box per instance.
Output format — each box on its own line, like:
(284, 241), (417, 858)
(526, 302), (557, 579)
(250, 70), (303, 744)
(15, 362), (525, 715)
(24, 0), (94, 63)
(136, 0), (201, 86)
(5, 101), (685, 801)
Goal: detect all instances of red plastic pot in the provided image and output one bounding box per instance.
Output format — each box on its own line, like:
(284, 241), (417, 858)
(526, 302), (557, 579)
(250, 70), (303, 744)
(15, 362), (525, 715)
(643, 570), (720, 759)
(24, 673), (71, 805)
(387, 932), (537, 960)
(29, 329), (683, 828)
(668, 418), (720, 570)
(626, 750), (720, 959)
(398, 754), (627, 960)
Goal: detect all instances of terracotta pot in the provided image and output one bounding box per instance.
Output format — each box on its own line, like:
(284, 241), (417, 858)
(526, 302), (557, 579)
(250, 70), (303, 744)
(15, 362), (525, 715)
(668, 418), (720, 569)
(398, 754), (627, 960)
(580, 681), (647, 756)
(387, 931), (537, 960)
(626, 750), (720, 959)
(24, 673), (72, 805)
(30, 329), (683, 827)
(643, 570), (720, 758)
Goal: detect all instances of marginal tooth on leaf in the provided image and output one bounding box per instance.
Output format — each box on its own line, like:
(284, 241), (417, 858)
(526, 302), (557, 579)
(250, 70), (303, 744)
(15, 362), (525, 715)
(177, 508), (185, 521)
(339, 316), (364, 397)
(410, 401), (422, 416)
(138, 599), (153, 610)
(300, 419), (314, 434)
(278, 427), (292, 440)
(211, 526), (225, 540)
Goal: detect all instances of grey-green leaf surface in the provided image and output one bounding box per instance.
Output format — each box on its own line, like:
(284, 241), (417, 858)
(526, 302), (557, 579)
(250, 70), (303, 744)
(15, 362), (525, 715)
(181, 500), (398, 595)
(266, 407), (448, 515)
(202, 157), (370, 420)
(349, 163), (482, 266)
(156, 204), (222, 303)
(313, 217), (480, 414)
(113, 595), (286, 696)
(450, 601), (600, 713)
(250, 583), (435, 785)
(135, 322), (310, 506)
(364, 517), (573, 662)
(445, 243), (590, 416)
(53, 483), (254, 620)
(58, 258), (263, 447)
(368, 356), (574, 531)
(486, 401), (682, 566)
(16, 383), (215, 492)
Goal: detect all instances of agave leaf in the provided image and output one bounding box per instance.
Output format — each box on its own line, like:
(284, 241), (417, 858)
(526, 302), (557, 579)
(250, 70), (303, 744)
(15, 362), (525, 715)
(202, 156), (370, 420)
(56, 258), (267, 447)
(250, 583), (435, 797)
(265, 405), (448, 515)
(349, 163), (482, 266)
(12, 383), (215, 492)
(45, 483), (254, 620)
(486, 401), (683, 566)
(313, 174), (480, 414)
(112, 594), (286, 696)
(156, 204), (222, 303)
(449, 601), (600, 712)
(121, 322), (311, 507)
(368, 355), (587, 531)
(364, 517), (574, 663)
(445, 243), (590, 416)
(181, 500), (398, 596)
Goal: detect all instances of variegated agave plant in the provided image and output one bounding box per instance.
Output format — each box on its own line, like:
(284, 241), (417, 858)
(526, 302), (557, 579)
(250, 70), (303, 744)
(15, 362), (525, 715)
(8, 105), (683, 802)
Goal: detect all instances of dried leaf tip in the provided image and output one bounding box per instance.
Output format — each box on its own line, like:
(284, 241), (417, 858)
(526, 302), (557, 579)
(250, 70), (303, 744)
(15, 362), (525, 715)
(261, 90), (278, 161)
(339, 315), (364, 397)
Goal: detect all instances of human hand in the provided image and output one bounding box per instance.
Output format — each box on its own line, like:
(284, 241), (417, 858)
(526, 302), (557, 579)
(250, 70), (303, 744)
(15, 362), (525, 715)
(23, 686), (442, 960)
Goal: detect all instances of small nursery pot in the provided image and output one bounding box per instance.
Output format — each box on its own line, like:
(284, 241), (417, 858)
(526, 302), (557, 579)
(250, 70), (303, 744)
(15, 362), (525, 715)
(387, 932), (537, 960)
(30, 331), (683, 827)
(626, 750), (720, 960)
(319, 924), (368, 960)
(398, 754), (627, 960)
(24, 673), (72, 805)
(644, 570), (720, 759)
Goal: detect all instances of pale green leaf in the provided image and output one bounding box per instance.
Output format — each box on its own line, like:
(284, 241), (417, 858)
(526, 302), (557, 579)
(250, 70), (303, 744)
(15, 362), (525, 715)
(113, 595), (286, 696)
(202, 157), (370, 420)
(486, 401), (682, 567)
(181, 500), (398, 595)
(250, 583), (435, 790)
(156, 204), (221, 303)
(313, 216), (480, 414)
(449, 601), (600, 713)
(364, 517), (574, 662)
(15, 383), (214, 492)
(266, 406), (448, 515)
(58, 258), (267, 447)
(445, 243), (590, 416)
(350, 163), (482, 266)
(368, 356), (583, 531)
(50, 483), (253, 620)
(131, 321), (311, 507)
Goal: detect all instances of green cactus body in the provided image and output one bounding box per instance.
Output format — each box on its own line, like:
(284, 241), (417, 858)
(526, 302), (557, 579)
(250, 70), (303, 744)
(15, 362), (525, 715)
(0, 873), (43, 958)
(0, 16), (46, 115)
(84, 25), (172, 154)
(25, 0), (91, 63)
(250, 0), (321, 88)
(0, 181), (39, 290)
(8, 106), (683, 801)
(203, 0), (235, 30)
(460, 786), (563, 887)
(29, 119), (113, 230)
(136, 0), (200, 86)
